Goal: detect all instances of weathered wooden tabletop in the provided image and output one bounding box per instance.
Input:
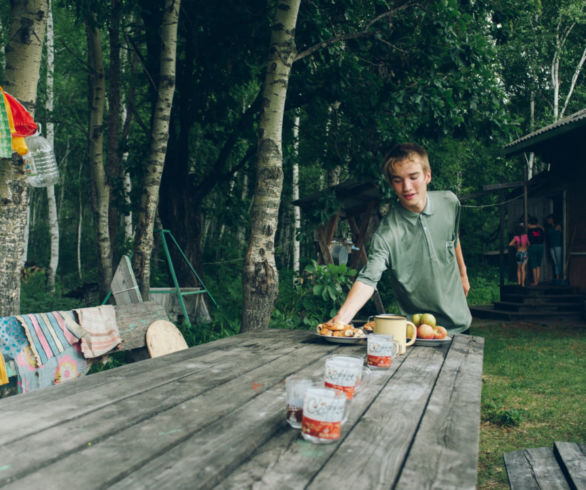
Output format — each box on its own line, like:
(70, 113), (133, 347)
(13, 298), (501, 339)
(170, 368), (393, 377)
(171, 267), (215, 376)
(0, 329), (484, 489)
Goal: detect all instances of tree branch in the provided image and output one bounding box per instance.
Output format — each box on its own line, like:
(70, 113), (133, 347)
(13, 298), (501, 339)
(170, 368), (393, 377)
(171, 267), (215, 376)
(560, 44), (586, 119)
(294, 1), (415, 63)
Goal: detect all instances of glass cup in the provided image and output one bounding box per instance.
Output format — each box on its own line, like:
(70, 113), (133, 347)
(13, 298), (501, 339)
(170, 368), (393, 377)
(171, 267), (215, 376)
(323, 355), (370, 400)
(301, 386), (349, 444)
(367, 334), (399, 369)
(285, 375), (318, 429)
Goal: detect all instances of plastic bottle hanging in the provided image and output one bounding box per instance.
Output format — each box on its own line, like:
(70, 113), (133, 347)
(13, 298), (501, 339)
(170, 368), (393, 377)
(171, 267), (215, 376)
(25, 128), (59, 188)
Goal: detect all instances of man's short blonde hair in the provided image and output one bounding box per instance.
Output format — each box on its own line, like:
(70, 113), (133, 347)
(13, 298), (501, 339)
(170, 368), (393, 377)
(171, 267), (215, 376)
(382, 143), (430, 183)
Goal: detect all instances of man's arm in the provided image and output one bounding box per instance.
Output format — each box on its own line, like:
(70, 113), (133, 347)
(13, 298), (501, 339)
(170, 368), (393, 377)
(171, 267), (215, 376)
(455, 241), (470, 296)
(330, 281), (375, 324)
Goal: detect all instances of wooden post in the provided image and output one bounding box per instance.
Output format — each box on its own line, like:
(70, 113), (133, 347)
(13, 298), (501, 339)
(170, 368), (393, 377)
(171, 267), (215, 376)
(523, 163), (528, 231)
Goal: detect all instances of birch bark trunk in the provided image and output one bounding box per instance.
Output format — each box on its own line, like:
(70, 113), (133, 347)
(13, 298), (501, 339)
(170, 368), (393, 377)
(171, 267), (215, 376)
(0, 0), (47, 315)
(241, 0), (301, 332)
(86, 19), (113, 296)
(292, 112), (300, 275)
(46, 0), (59, 292)
(132, 0), (181, 299)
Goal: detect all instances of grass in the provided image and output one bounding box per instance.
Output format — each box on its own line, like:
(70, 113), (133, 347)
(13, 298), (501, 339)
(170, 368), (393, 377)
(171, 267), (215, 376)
(470, 318), (586, 489)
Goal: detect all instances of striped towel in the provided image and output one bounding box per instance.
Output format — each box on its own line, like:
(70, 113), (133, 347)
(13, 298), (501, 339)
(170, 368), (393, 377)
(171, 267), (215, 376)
(16, 312), (81, 367)
(73, 305), (121, 358)
(0, 87), (12, 158)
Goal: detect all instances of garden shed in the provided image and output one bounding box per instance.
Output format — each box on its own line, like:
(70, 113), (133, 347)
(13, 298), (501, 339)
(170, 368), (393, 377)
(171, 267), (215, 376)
(504, 108), (586, 291)
(292, 179), (386, 312)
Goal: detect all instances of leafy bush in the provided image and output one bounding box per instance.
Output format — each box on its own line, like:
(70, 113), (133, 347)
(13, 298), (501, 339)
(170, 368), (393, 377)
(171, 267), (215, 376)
(466, 265), (500, 305)
(483, 400), (530, 427)
(20, 270), (82, 313)
(271, 260), (356, 329)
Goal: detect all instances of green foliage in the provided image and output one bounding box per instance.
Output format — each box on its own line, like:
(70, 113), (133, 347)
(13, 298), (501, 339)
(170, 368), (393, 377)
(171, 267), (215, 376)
(466, 265), (501, 306)
(20, 270), (82, 313)
(473, 319), (586, 488)
(177, 308), (240, 347)
(484, 402), (530, 427)
(271, 260), (356, 329)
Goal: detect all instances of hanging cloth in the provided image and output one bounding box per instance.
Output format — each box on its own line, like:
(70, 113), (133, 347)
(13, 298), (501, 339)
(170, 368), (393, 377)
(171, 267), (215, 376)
(0, 88), (37, 156)
(0, 88), (12, 158)
(2, 90), (37, 138)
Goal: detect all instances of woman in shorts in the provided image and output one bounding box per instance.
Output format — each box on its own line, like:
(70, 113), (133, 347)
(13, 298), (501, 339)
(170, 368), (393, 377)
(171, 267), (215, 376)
(509, 225), (529, 286)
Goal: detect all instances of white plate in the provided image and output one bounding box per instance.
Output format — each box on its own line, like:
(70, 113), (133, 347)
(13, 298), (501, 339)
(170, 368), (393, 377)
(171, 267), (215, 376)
(315, 332), (367, 344)
(415, 336), (451, 346)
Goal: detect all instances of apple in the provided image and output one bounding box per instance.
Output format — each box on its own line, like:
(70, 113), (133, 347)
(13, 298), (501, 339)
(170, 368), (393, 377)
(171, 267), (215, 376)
(412, 313), (423, 326)
(421, 313), (436, 328)
(433, 326), (447, 340)
(417, 324), (435, 340)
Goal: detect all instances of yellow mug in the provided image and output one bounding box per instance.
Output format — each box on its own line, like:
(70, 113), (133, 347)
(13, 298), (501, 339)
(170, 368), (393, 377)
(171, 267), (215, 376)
(372, 314), (416, 354)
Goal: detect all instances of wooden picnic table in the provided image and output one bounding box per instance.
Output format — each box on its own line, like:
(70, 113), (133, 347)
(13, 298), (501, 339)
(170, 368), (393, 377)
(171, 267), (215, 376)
(0, 329), (484, 489)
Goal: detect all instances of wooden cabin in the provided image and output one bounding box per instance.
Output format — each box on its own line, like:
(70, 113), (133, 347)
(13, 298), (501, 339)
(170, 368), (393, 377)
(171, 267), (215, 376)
(504, 108), (586, 291)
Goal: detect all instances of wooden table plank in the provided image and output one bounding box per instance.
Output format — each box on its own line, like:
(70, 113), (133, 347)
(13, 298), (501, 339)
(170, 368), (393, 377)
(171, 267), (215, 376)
(554, 442), (586, 490)
(395, 335), (485, 489)
(215, 345), (411, 490)
(504, 447), (572, 490)
(0, 335), (333, 485)
(0, 333), (344, 488)
(306, 345), (449, 489)
(0, 329), (303, 445)
(0, 329), (485, 490)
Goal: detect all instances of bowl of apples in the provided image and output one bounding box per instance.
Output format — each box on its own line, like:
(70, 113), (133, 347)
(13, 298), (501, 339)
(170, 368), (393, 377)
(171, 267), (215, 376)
(411, 313), (451, 347)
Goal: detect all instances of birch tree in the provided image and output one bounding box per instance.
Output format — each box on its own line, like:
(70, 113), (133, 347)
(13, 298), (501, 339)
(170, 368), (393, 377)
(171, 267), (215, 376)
(86, 16), (113, 296)
(46, 0), (59, 292)
(551, 2), (586, 120)
(132, 0), (181, 298)
(241, 0), (301, 332)
(292, 112), (301, 275)
(0, 0), (47, 315)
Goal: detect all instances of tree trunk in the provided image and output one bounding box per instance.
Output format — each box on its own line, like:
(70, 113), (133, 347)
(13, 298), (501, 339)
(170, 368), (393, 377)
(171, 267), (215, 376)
(86, 19), (113, 296)
(292, 113), (301, 275)
(107, 0), (122, 253)
(0, 0), (47, 315)
(133, 0), (181, 299)
(46, 0), (59, 293)
(241, 0), (301, 332)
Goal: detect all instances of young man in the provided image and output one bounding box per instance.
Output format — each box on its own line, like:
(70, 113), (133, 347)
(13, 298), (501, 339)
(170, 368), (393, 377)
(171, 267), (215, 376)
(331, 143), (472, 334)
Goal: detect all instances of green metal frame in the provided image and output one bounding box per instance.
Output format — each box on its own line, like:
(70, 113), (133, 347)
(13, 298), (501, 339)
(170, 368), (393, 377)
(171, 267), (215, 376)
(148, 229), (217, 327)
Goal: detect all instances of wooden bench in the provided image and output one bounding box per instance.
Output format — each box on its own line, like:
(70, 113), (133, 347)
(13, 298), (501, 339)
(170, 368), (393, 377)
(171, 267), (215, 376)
(504, 441), (586, 490)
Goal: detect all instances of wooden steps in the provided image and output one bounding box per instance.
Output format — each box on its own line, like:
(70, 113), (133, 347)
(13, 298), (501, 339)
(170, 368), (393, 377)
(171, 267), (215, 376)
(471, 283), (585, 321)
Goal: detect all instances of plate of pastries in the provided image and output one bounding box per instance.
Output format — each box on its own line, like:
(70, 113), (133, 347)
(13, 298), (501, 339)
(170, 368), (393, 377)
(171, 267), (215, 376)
(315, 320), (367, 344)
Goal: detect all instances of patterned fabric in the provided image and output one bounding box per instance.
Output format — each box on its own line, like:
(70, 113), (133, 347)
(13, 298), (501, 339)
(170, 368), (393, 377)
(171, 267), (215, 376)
(58, 310), (88, 341)
(73, 305), (121, 358)
(0, 316), (29, 361)
(16, 312), (82, 367)
(14, 343), (88, 394)
(0, 87), (13, 158)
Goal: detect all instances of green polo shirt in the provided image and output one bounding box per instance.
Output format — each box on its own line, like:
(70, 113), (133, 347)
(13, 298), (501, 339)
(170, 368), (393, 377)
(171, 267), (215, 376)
(356, 190), (472, 333)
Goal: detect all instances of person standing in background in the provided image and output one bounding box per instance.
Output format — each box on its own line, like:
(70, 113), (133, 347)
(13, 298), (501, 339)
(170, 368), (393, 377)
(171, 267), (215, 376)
(508, 224), (529, 287)
(527, 216), (545, 286)
(545, 214), (563, 282)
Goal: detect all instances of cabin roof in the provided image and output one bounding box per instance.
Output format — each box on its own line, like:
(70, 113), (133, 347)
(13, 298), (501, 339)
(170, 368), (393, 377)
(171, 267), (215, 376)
(504, 108), (586, 160)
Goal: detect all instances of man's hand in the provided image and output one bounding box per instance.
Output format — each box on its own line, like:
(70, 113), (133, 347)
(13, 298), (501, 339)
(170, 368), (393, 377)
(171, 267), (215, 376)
(455, 241), (470, 297)
(330, 281), (375, 325)
(461, 273), (471, 297)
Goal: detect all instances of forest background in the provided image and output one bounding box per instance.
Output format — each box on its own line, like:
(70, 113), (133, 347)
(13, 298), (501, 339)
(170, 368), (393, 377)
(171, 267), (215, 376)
(1, 0), (585, 336)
